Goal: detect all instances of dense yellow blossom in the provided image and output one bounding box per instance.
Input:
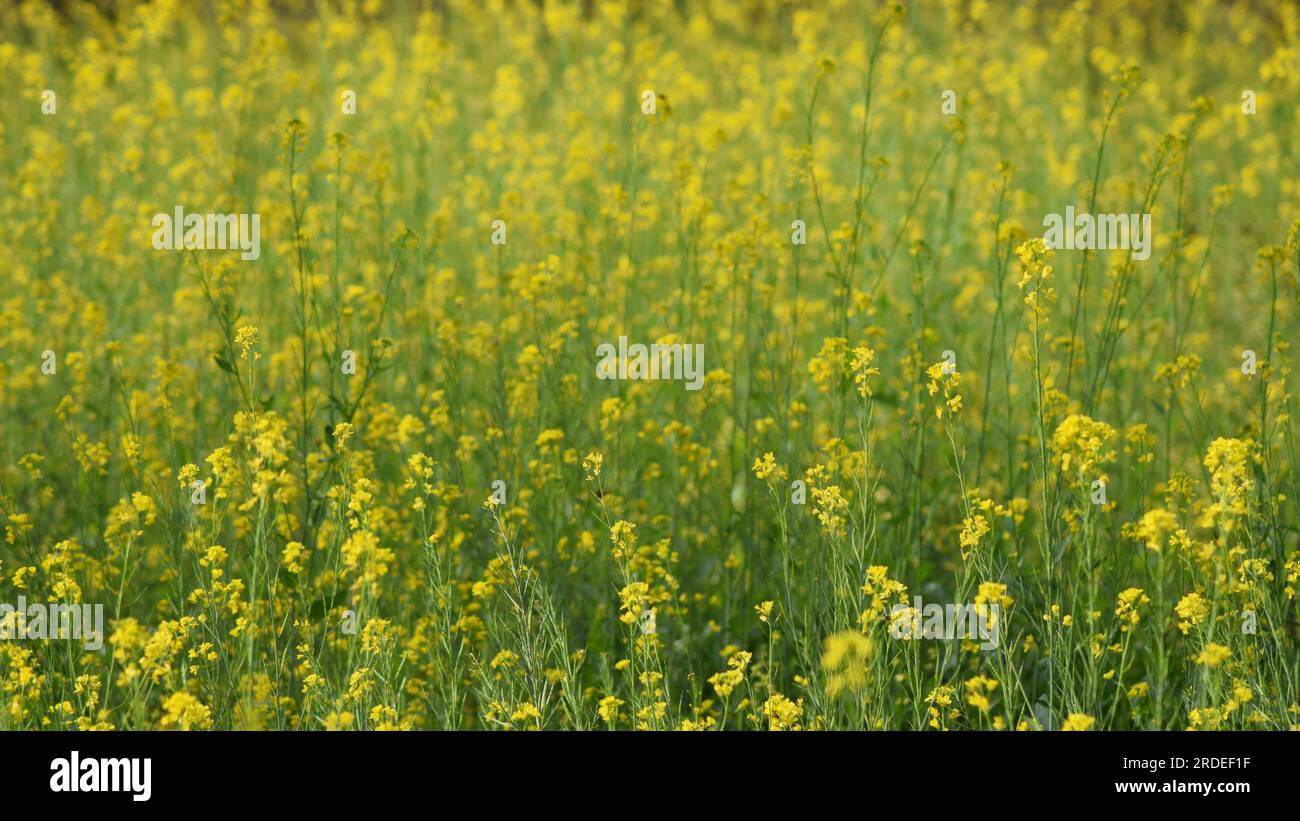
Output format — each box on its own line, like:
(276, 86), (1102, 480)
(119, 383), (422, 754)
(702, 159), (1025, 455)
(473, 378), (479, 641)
(0, 0), (1294, 736)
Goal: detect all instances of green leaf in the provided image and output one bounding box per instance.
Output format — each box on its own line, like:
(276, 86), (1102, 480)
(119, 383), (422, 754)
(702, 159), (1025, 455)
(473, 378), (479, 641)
(213, 353), (237, 374)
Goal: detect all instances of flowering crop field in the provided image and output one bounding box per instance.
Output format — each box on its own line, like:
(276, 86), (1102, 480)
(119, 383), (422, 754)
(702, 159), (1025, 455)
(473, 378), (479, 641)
(1, 0), (1299, 733)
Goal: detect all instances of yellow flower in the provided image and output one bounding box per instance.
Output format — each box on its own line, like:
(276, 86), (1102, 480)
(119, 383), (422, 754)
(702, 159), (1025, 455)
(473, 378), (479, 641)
(860, 566), (908, 625)
(323, 711), (355, 731)
(850, 345), (880, 398)
(333, 422), (355, 448)
(1015, 238), (1056, 315)
(1175, 593), (1210, 634)
(822, 631), (873, 698)
(617, 581), (652, 626)
(752, 452), (782, 481)
(1114, 587), (1150, 631)
(282, 541), (306, 574)
(811, 484), (848, 535)
(534, 428), (564, 454)
(1202, 438), (1254, 527)
(975, 582), (1014, 611)
(708, 667), (744, 699)
(1195, 643), (1232, 668)
(234, 325), (258, 360)
(160, 692), (213, 731)
(924, 684), (958, 730)
(926, 361), (962, 420)
(1131, 508), (1178, 551)
(959, 511), (991, 560)
(510, 702), (542, 726)
(964, 675), (999, 713)
(609, 520), (637, 560)
(1051, 414), (1117, 483)
(807, 337), (849, 393)
(583, 451), (603, 480)
(1061, 713), (1095, 731)
(762, 693), (804, 731)
(360, 618), (393, 655)
(597, 695), (624, 724)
